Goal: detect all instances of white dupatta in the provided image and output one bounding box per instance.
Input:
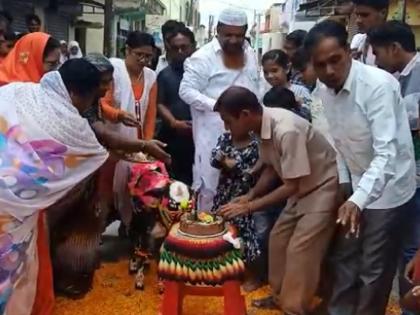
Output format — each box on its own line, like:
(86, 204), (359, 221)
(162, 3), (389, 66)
(108, 58), (156, 226)
(0, 71), (108, 315)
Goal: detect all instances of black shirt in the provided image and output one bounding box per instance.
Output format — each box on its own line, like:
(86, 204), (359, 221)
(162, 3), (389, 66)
(157, 64), (194, 185)
(157, 65), (192, 140)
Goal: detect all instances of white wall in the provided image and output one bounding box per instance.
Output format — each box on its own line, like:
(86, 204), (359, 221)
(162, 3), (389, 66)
(84, 13), (105, 54)
(161, 0), (187, 22)
(289, 20), (316, 32)
(262, 32), (285, 55)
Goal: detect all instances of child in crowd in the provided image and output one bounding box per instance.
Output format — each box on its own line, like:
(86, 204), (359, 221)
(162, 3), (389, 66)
(291, 47), (318, 92)
(291, 47), (332, 142)
(211, 128), (261, 289)
(264, 86), (311, 121)
(262, 49), (313, 118)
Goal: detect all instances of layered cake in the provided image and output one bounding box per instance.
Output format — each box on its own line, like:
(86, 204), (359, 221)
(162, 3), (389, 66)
(179, 212), (225, 237)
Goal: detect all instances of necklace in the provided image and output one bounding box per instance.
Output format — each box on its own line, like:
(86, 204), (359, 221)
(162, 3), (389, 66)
(133, 69), (144, 137)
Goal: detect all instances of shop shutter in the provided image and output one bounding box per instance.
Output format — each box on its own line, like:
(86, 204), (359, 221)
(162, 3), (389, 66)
(2, 0), (34, 34)
(45, 10), (69, 41)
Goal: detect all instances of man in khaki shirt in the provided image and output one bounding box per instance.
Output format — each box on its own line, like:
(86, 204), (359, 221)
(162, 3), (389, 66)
(216, 86), (339, 315)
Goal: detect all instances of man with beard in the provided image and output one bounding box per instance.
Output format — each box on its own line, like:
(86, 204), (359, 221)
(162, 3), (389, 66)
(157, 26), (196, 185)
(179, 8), (260, 209)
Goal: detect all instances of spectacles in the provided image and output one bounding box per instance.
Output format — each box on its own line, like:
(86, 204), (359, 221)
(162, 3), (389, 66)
(130, 50), (153, 61)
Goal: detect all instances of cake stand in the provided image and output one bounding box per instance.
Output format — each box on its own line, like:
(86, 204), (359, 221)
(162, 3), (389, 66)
(158, 223), (246, 315)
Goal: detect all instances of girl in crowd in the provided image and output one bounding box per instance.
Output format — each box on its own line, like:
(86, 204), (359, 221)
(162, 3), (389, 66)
(0, 59), (108, 315)
(68, 40), (83, 59)
(264, 86), (311, 121)
(101, 31), (158, 233)
(210, 117), (261, 290)
(262, 49), (312, 119)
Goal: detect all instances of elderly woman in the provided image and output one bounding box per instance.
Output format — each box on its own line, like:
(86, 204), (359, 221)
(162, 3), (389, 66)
(68, 40), (83, 59)
(47, 53), (170, 299)
(0, 59), (108, 315)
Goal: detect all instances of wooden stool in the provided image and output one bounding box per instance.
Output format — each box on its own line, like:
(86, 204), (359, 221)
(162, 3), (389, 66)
(161, 280), (246, 315)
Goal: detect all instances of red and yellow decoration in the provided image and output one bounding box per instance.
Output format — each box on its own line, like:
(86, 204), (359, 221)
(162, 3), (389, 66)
(158, 224), (245, 286)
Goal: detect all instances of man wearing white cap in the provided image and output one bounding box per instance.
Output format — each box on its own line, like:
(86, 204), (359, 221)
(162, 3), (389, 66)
(179, 7), (260, 210)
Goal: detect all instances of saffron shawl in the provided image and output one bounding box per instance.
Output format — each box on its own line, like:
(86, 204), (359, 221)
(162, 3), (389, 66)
(0, 32), (50, 85)
(0, 71), (108, 315)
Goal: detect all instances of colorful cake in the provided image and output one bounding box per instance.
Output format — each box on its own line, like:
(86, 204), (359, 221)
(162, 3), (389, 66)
(179, 212), (225, 237)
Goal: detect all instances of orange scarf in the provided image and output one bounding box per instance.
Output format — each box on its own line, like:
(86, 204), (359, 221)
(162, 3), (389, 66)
(0, 32), (50, 85)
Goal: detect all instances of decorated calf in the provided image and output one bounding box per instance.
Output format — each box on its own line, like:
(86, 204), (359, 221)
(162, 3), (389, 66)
(128, 161), (194, 290)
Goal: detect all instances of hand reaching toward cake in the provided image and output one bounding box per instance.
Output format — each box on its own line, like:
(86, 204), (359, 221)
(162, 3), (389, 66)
(142, 140), (172, 165)
(218, 201), (252, 219)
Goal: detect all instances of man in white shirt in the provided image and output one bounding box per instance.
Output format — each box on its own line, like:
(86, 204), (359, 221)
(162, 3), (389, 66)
(307, 20), (416, 315)
(179, 8), (260, 209)
(351, 0), (389, 66)
(369, 21), (420, 315)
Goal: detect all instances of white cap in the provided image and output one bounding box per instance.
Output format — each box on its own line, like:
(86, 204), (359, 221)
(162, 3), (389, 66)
(218, 7), (248, 27)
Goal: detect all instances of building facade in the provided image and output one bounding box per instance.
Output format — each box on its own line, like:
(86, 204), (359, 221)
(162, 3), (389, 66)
(0, 0), (85, 41)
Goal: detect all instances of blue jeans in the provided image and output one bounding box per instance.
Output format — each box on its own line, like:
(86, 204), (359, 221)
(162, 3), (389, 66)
(400, 188), (420, 315)
(249, 205), (283, 282)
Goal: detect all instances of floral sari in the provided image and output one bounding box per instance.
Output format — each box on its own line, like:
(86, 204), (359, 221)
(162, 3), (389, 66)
(0, 71), (108, 315)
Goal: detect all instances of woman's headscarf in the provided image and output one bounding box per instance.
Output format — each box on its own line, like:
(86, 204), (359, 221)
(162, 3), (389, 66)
(0, 70), (108, 215)
(84, 53), (113, 73)
(0, 32), (50, 85)
(69, 40), (83, 59)
(59, 40), (68, 65)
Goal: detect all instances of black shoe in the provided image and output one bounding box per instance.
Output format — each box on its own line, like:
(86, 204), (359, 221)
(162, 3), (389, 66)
(55, 273), (93, 300)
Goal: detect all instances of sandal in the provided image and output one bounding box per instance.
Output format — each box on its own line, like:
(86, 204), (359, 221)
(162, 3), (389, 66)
(242, 279), (264, 293)
(251, 295), (279, 310)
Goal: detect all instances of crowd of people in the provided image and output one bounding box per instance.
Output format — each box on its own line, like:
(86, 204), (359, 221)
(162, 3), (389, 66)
(1, 0), (420, 314)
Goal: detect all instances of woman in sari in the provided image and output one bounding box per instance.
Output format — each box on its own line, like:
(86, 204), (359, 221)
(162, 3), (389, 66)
(0, 59), (108, 315)
(101, 31), (158, 231)
(0, 32), (61, 315)
(48, 53), (170, 298)
(0, 32), (60, 85)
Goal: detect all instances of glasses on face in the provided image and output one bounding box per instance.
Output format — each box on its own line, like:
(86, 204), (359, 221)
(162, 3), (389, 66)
(130, 50), (153, 61)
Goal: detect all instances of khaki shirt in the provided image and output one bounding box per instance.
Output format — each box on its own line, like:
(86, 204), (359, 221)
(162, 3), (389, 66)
(259, 107), (339, 214)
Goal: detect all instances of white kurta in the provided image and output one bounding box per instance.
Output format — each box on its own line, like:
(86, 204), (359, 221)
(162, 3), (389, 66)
(179, 38), (260, 209)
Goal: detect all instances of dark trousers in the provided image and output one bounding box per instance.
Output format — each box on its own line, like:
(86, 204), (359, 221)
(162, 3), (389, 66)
(163, 137), (194, 186)
(249, 206), (283, 282)
(328, 202), (411, 315)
